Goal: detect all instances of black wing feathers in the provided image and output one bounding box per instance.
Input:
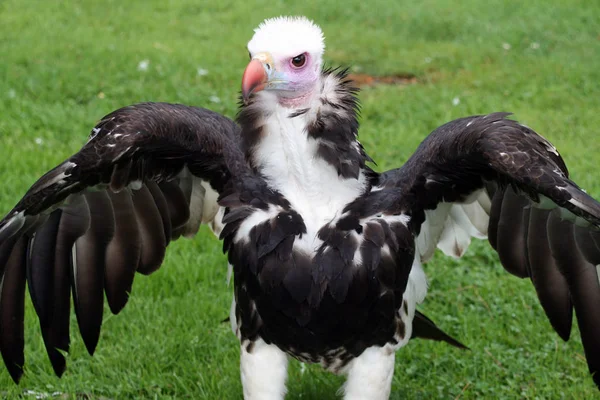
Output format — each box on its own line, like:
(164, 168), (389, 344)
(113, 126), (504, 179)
(494, 187), (531, 278)
(131, 185), (167, 275)
(72, 191), (114, 356)
(0, 102), (242, 382)
(526, 207), (573, 341)
(26, 209), (72, 376)
(0, 236), (28, 383)
(4, 103), (239, 220)
(44, 196), (91, 376)
(27, 210), (63, 327)
(547, 212), (600, 384)
(104, 190), (141, 314)
(370, 112), (600, 388)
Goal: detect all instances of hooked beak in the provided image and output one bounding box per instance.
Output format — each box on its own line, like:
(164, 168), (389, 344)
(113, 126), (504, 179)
(241, 58), (268, 104)
(242, 52), (287, 104)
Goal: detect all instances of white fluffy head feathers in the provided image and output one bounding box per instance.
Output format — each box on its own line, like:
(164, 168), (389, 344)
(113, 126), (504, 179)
(247, 16), (325, 59)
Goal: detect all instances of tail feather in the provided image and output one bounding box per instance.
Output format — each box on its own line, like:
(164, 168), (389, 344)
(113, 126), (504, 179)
(411, 310), (468, 350)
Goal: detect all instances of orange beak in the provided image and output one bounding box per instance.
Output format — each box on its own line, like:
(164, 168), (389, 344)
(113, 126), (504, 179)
(241, 59), (268, 104)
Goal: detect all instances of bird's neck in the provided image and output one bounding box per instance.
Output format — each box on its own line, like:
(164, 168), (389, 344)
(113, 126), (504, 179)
(237, 69), (373, 221)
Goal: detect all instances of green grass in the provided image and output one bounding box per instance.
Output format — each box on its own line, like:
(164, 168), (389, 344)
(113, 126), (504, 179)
(1, 0), (600, 398)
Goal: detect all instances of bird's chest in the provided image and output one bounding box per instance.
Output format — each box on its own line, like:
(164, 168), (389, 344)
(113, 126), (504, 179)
(225, 203), (416, 365)
(252, 110), (367, 228)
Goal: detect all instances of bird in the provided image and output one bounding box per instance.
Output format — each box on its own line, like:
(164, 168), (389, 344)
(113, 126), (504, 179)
(1, 15), (600, 399)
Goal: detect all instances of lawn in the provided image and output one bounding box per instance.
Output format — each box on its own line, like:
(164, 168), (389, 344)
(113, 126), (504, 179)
(1, 0), (599, 398)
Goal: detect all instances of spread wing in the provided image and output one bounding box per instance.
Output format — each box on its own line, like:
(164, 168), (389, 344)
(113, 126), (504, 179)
(343, 112), (600, 388)
(0, 102), (246, 382)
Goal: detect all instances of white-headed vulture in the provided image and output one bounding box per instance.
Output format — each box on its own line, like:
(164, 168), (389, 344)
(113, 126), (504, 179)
(0, 16), (599, 399)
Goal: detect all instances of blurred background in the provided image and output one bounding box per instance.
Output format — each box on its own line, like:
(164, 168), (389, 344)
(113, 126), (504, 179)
(1, 0), (599, 398)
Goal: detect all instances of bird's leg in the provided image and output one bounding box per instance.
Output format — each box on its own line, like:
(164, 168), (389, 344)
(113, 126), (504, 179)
(342, 346), (396, 400)
(240, 338), (289, 400)
(341, 262), (422, 400)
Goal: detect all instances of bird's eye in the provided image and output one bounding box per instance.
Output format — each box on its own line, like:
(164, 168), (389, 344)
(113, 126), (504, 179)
(291, 53), (307, 68)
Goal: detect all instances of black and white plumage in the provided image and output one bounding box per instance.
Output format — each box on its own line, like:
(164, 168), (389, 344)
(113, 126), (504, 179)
(1, 16), (599, 399)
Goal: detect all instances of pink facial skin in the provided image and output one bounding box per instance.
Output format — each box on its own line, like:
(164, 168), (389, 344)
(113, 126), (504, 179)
(276, 52), (320, 107)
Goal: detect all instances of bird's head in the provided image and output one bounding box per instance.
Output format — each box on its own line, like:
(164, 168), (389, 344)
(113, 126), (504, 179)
(242, 16), (324, 108)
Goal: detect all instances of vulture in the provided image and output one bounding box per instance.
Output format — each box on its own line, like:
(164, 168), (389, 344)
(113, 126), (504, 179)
(1, 15), (600, 400)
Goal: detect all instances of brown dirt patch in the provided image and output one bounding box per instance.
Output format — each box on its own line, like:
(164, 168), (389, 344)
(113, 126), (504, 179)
(347, 73), (418, 87)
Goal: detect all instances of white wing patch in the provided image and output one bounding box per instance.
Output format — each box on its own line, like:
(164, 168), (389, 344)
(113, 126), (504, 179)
(200, 180), (220, 225)
(209, 206), (226, 238)
(417, 203), (452, 262)
(183, 176), (206, 238)
(152, 167), (224, 239)
(407, 252), (428, 305)
(418, 189), (491, 261)
(437, 211), (474, 259)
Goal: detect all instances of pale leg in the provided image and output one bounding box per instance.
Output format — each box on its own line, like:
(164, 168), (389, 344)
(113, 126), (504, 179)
(342, 346), (396, 400)
(240, 338), (289, 400)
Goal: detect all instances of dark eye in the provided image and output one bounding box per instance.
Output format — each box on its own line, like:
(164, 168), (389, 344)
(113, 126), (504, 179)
(291, 53), (306, 68)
